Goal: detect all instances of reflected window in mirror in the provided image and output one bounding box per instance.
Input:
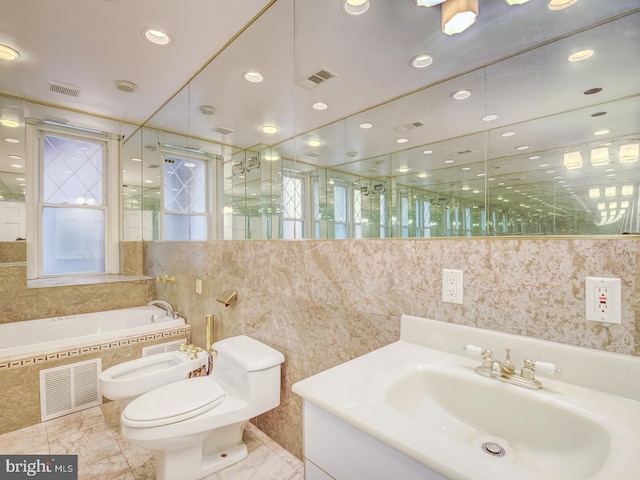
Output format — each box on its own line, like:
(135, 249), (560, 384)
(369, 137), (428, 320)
(163, 156), (208, 240)
(282, 171), (305, 239)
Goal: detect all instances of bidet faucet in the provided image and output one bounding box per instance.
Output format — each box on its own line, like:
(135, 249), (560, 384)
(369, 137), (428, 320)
(147, 300), (179, 319)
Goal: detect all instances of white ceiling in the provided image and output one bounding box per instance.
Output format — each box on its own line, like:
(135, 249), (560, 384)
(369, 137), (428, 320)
(1, 0), (640, 214)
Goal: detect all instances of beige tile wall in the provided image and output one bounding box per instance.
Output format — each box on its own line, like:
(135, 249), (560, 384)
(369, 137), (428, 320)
(143, 237), (640, 460)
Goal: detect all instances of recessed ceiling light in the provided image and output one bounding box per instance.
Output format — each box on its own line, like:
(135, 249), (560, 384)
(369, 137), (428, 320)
(142, 28), (172, 46)
(416, 0), (446, 6)
(528, 155), (541, 160)
(359, 122), (373, 129)
(451, 89), (472, 100)
(418, 172), (428, 178)
(0, 44), (20, 61)
(8, 155), (22, 160)
(398, 165), (409, 173)
(548, 0), (577, 11)
(482, 114), (498, 122)
(342, 0), (370, 15)
(243, 71), (263, 83)
(0, 119), (20, 128)
(422, 149), (433, 155)
(516, 145), (530, 151)
(568, 49), (593, 62)
(444, 159), (455, 164)
(396, 138), (408, 144)
(114, 80), (137, 93)
(410, 54), (433, 68)
(262, 125), (278, 134)
(198, 105), (216, 115)
(461, 167), (471, 171)
(538, 163), (549, 167)
(5, 138), (20, 143)
(501, 131), (515, 137)
(504, 0), (531, 5)
(312, 102), (328, 110)
(308, 139), (322, 147)
(131, 157), (142, 162)
(144, 180), (154, 184)
(594, 129), (610, 136)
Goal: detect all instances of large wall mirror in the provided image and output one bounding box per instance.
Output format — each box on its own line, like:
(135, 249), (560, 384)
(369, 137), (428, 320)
(132, 0), (639, 240)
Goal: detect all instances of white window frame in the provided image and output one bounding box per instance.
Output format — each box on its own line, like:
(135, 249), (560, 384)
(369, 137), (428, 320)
(25, 123), (120, 280)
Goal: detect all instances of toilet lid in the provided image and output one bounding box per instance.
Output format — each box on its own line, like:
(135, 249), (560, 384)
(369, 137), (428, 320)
(123, 376), (225, 427)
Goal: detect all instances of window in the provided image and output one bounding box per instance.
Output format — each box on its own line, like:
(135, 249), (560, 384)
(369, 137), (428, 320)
(282, 172), (305, 239)
(163, 156), (208, 240)
(27, 126), (119, 278)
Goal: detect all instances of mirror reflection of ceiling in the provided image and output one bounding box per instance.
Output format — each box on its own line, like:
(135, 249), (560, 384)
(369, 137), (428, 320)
(1, 0), (639, 232)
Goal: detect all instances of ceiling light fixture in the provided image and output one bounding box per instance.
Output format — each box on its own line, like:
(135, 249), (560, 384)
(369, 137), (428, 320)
(312, 102), (328, 110)
(515, 145), (530, 151)
(10, 164), (22, 168)
(501, 131), (515, 137)
(5, 138), (20, 143)
(0, 44), (20, 61)
(590, 147), (609, 166)
(114, 80), (138, 93)
(415, 0), (446, 6)
(198, 105), (216, 115)
(482, 114), (498, 122)
(410, 53), (433, 68)
(8, 155), (22, 160)
(308, 139), (322, 147)
(396, 138), (409, 144)
(243, 71), (263, 83)
(359, 122), (373, 129)
(568, 49), (594, 62)
(442, 0), (478, 36)
(619, 143), (639, 163)
(451, 89), (471, 100)
(504, 0), (531, 5)
(142, 28), (172, 46)
(422, 149), (433, 155)
(563, 151), (582, 169)
(548, 0), (578, 11)
(0, 119), (21, 128)
(262, 125), (278, 134)
(594, 129), (609, 136)
(342, 0), (370, 15)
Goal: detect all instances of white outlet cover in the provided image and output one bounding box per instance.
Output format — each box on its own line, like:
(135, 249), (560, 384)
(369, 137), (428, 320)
(442, 269), (463, 304)
(585, 277), (621, 324)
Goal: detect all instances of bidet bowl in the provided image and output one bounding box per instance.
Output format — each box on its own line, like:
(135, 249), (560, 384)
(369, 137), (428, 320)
(100, 350), (207, 401)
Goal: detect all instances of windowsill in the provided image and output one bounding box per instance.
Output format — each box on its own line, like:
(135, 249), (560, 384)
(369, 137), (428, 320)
(27, 274), (153, 289)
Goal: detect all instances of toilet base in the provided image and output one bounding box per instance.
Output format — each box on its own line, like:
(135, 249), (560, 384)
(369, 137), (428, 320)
(153, 422), (248, 480)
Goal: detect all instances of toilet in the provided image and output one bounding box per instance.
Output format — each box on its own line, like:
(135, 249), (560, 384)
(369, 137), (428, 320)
(99, 349), (208, 403)
(120, 335), (285, 480)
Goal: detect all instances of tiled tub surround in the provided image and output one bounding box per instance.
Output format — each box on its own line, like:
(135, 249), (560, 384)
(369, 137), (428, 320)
(144, 237), (640, 460)
(0, 327), (190, 435)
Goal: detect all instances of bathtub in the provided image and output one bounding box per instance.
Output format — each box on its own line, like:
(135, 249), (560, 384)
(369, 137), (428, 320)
(0, 305), (186, 363)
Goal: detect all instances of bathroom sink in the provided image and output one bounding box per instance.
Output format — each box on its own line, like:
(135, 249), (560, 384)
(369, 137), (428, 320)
(384, 367), (610, 478)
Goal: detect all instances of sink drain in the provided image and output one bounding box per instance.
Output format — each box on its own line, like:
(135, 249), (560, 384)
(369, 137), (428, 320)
(482, 442), (505, 457)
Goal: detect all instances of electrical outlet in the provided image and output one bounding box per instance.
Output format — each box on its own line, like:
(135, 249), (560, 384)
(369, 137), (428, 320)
(442, 269), (463, 304)
(585, 277), (621, 324)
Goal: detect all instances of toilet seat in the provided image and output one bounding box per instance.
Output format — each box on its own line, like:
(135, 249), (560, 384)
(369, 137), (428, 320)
(122, 376), (225, 428)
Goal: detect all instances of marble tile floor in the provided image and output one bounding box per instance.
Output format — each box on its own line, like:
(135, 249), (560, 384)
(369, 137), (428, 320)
(0, 403), (303, 480)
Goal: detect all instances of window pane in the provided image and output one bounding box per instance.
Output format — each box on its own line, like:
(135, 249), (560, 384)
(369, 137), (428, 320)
(334, 185), (346, 223)
(283, 175), (303, 219)
(164, 213), (207, 240)
(164, 157), (206, 213)
(43, 135), (103, 205)
(42, 207), (105, 275)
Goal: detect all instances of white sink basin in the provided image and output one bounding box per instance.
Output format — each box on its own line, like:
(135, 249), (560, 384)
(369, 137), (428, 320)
(385, 367), (610, 478)
(293, 315), (640, 480)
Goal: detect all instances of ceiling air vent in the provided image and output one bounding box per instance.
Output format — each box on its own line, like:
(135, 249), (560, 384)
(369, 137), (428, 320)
(305, 151), (324, 158)
(212, 125), (235, 135)
(49, 81), (80, 97)
(457, 149), (472, 155)
(395, 121), (426, 132)
(299, 67), (338, 89)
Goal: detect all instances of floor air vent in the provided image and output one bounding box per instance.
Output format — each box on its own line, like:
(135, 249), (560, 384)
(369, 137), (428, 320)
(142, 338), (187, 357)
(40, 358), (102, 421)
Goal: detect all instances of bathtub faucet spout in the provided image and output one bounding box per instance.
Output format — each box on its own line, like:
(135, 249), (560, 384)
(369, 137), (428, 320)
(147, 300), (178, 319)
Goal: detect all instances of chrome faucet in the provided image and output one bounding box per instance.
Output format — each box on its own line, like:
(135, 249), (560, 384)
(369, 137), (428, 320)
(465, 345), (560, 390)
(147, 300), (179, 319)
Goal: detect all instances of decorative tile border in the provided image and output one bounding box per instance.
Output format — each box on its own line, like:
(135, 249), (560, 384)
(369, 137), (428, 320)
(0, 325), (191, 371)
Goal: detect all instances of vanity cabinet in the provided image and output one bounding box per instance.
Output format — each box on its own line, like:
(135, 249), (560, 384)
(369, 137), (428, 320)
(302, 401), (447, 480)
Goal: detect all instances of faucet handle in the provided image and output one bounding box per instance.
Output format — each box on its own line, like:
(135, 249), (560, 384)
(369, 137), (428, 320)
(464, 344), (484, 357)
(533, 360), (560, 376)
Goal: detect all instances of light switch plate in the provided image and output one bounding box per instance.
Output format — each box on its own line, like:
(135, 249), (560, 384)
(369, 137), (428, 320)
(585, 277), (621, 324)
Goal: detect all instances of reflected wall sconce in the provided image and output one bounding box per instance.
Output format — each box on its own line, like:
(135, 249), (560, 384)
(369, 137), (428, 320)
(442, 0), (478, 35)
(563, 151), (582, 170)
(342, 0), (369, 16)
(590, 147), (609, 166)
(620, 143), (639, 163)
(415, 0), (446, 6)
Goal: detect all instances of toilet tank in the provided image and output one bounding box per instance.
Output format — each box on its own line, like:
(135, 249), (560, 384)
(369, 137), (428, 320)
(212, 335), (284, 411)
